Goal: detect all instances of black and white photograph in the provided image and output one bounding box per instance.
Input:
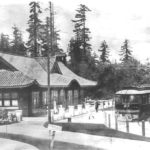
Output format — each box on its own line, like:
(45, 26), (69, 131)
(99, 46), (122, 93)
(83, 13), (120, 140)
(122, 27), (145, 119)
(0, 0), (150, 149)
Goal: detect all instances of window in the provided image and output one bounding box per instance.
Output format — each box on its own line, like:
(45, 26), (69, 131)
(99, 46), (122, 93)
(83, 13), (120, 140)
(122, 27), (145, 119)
(74, 90), (78, 106)
(51, 90), (58, 103)
(3, 93), (10, 106)
(59, 89), (65, 105)
(68, 90), (73, 105)
(122, 95), (130, 103)
(11, 92), (18, 99)
(115, 95), (121, 103)
(11, 92), (18, 106)
(32, 91), (40, 108)
(148, 94), (150, 104)
(12, 100), (18, 106)
(0, 92), (19, 107)
(42, 91), (47, 105)
(142, 94), (148, 104)
(4, 100), (10, 106)
(4, 93), (10, 99)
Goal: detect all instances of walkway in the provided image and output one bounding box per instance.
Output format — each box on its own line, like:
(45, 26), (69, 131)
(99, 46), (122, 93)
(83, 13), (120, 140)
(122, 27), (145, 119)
(0, 111), (150, 150)
(0, 137), (38, 150)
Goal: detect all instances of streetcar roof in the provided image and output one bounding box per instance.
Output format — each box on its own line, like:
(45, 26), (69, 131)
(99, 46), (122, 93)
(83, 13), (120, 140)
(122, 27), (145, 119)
(116, 89), (150, 95)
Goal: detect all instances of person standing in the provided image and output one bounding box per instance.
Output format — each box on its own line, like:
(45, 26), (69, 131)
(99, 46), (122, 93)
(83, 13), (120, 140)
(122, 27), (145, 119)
(95, 101), (99, 112)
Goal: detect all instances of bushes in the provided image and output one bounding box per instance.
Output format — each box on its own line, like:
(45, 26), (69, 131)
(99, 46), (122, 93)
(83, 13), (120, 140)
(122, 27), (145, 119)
(0, 109), (17, 124)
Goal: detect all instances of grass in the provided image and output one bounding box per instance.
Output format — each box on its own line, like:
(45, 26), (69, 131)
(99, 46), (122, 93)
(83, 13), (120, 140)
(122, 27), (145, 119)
(53, 122), (150, 142)
(0, 133), (104, 150)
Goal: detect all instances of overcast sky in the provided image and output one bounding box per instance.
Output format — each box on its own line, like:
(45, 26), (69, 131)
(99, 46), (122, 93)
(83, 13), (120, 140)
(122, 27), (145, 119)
(1, 0), (150, 63)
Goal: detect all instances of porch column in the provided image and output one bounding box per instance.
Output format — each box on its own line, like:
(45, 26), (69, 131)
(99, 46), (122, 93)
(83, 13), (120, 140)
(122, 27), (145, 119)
(73, 89), (79, 106)
(70, 90), (73, 106)
(39, 90), (42, 107)
(64, 89), (68, 109)
(78, 89), (81, 104)
(72, 89), (75, 106)
(80, 89), (84, 104)
(58, 89), (61, 105)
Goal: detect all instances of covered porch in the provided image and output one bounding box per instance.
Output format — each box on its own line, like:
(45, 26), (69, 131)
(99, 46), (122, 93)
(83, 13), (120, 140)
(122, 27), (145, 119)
(31, 79), (86, 116)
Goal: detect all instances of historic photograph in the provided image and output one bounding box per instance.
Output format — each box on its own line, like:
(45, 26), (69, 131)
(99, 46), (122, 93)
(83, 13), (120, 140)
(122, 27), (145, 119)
(0, 0), (150, 149)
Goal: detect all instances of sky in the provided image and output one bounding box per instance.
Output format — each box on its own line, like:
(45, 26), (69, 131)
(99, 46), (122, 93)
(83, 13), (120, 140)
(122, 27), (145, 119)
(0, 0), (150, 63)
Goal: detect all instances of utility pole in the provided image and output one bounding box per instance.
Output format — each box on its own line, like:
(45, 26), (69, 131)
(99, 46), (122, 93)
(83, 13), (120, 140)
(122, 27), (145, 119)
(52, 5), (55, 55)
(33, 2), (37, 57)
(47, 1), (54, 124)
(83, 7), (86, 60)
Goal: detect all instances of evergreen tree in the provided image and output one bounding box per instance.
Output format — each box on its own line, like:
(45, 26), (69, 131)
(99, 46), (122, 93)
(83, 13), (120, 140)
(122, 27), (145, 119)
(98, 40), (109, 63)
(11, 25), (26, 55)
(69, 4), (92, 78)
(72, 4), (91, 60)
(52, 11), (62, 54)
(68, 38), (82, 74)
(0, 34), (10, 52)
(41, 4), (63, 57)
(53, 29), (63, 54)
(27, 1), (42, 57)
(120, 39), (132, 63)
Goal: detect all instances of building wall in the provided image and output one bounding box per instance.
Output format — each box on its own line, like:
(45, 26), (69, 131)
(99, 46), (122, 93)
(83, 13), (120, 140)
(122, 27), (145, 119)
(18, 88), (31, 116)
(0, 88), (30, 116)
(0, 85), (86, 117)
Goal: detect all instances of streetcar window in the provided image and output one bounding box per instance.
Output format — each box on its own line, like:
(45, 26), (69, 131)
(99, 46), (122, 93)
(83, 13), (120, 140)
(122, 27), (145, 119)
(115, 95), (121, 103)
(136, 95), (142, 104)
(129, 95), (135, 103)
(123, 95), (129, 103)
(148, 94), (150, 104)
(129, 95), (142, 104)
(142, 94), (148, 104)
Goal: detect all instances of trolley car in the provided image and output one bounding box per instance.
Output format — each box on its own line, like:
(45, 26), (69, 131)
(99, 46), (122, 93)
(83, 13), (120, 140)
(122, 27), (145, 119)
(115, 87), (150, 121)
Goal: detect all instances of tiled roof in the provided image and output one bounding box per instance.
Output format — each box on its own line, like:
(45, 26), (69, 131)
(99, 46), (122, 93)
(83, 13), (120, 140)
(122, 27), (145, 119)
(0, 53), (48, 85)
(49, 73), (76, 87)
(57, 62), (97, 87)
(0, 70), (36, 88)
(35, 57), (55, 72)
(0, 52), (96, 87)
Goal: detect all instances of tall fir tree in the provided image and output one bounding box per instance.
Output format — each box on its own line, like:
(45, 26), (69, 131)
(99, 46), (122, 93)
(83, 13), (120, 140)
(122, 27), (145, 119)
(120, 39), (132, 63)
(27, 1), (42, 57)
(68, 38), (82, 74)
(11, 25), (26, 55)
(0, 34), (10, 52)
(40, 4), (63, 57)
(72, 4), (91, 60)
(52, 11), (63, 54)
(98, 40), (109, 63)
(70, 4), (92, 77)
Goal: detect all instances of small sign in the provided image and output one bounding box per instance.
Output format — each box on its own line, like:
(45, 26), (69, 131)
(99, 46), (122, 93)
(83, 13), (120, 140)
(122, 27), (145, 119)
(48, 124), (62, 132)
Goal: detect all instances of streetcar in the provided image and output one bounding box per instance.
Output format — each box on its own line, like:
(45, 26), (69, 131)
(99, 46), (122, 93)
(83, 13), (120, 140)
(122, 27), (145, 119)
(115, 86), (150, 121)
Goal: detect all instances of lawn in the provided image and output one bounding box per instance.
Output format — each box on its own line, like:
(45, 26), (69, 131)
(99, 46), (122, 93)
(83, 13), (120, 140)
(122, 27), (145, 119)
(53, 122), (150, 142)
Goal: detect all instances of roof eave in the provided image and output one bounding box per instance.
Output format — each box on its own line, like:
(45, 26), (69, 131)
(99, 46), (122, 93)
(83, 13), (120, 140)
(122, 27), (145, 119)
(0, 80), (38, 89)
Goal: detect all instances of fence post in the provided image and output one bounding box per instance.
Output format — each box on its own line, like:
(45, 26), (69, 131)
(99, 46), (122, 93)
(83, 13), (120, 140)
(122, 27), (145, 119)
(126, 120), (129, 133)
(115, 115), (118, 130)
(108, 114), (111, 128)
(142, 120), (145, 136)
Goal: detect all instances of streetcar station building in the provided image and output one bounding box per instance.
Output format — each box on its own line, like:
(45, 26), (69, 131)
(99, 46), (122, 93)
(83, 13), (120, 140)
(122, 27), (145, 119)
(0, 52), (96, 116)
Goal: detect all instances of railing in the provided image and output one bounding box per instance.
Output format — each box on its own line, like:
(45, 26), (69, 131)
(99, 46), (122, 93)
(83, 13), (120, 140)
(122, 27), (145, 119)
(103, 110), (150, 137)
